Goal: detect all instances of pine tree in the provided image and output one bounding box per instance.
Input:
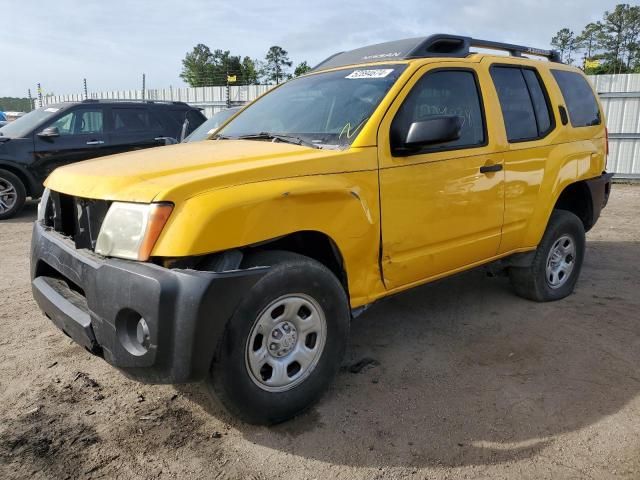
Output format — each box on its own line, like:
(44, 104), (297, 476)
(262, 46), (293, 84)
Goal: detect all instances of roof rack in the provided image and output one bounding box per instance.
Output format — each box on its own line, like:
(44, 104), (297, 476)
(80, 99), (189, 106)
(312, 34), (561, 72)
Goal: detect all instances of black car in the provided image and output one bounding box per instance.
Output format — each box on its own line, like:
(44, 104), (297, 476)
(0, 100), (206, 219)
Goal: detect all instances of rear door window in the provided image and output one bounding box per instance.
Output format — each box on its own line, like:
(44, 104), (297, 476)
(522, 69), (552, 134)
(112, 108), (162, 133)
(490, 67), (538, 142)
(551, 70), (601, 127)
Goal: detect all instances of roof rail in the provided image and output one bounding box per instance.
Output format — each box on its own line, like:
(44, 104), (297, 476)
(312, 34), (561, 72)
(80, 99), (189, 106)
(467, 37), (561, 62)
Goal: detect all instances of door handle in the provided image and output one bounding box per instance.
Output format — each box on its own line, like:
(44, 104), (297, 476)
(480, 163), (503, 174)
(86, 140), (104, 145)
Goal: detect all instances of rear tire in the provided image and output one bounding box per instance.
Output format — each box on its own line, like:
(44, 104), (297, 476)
(207, 250), (350, 425)
(0, 169), (26, 220)
(509, 210), (585, 302)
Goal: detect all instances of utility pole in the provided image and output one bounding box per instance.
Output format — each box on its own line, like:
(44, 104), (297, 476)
(226, 70), (230, 108)
(83, 78), (88, 100)
(142, 73), (146, 101)
(27, 89), (33, 111)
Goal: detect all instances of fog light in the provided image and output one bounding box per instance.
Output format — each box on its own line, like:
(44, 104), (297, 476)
(136, 318), (150, 348)
(116, 309), (151, 356)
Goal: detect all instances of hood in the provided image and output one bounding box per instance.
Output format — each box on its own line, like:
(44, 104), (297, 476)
(45, 140), (347, 203)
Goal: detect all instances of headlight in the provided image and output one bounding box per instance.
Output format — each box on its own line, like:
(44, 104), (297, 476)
(37, 188), (51, 222)
(95, 202), (173, 261)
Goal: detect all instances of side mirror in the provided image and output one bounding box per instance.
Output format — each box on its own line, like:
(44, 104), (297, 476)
(37, 126), (60, 139)
(154, 136), (178, 146)
(395, 115), (463, 154)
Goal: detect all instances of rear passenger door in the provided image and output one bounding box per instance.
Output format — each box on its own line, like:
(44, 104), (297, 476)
(486, 63), (558, 253)
(107, 106), (166, 155)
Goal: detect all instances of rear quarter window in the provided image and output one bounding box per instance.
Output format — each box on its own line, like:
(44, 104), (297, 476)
(551, 70), (601, 127)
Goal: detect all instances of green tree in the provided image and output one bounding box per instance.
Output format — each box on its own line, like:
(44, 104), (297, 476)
(241, 57), (259, 84)
(262, 46), (293, 84)
(597, 4), (640, 73)
(210, 49), (242, 84)
(0, 97), (33, 112)
(576, 23), (602, 60)
(180, 44), (217, 87)
(551, 3), (640, 74)
(622, 6), (640, 69)
(180, 45), (262, 86)
(551, 28), (578, 64)
(294, 61), (312, 76)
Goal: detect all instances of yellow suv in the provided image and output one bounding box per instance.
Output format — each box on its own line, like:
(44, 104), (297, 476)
(31, 34), (612, 424)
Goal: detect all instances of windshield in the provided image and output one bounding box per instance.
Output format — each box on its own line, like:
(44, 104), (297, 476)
(216, 65), (407, 148)
(183, 107), (240, 143)
(0, 106), (62, 138)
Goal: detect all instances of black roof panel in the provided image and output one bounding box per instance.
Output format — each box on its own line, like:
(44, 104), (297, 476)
(312, 34), (561, 72)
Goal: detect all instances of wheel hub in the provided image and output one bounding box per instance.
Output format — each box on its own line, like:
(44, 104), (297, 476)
(245, 294), (327, 392)
(545, 234), (576, 289)
(0, 178), (17, 214)
(268, 321), (298, 358)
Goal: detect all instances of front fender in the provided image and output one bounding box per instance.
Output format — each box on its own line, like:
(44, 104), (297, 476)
(152, 171), (383, 307)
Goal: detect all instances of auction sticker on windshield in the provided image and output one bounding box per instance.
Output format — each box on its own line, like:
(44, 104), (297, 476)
(346, 69), (394, 79)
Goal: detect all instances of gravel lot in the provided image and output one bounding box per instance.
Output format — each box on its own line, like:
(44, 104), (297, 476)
(1, 185), (639, 480)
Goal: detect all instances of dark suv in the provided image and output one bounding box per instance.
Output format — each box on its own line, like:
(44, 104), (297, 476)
(0, 100), (206, 219)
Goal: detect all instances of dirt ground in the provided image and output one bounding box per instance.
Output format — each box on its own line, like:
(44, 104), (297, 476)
(1, 185), (639, 480)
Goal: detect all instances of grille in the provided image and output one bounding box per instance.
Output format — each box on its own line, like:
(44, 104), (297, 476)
(43, 191), (111, 251)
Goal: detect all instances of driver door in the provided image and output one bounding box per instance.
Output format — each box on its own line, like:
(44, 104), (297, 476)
(378, 64), (505, 289)
(32, 107), (108, 180)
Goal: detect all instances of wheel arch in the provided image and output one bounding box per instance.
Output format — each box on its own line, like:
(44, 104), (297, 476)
(0, 161), (41, 198)
(552, 180), (595, 231)
(190, 230), (350, 301)
(244, 230), (349, 293)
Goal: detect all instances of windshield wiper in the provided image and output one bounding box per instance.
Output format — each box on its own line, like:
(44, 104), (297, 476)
(219, 132), (321, 149)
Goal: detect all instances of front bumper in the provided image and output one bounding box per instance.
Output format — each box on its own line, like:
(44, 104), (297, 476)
(30, 222), (268, 383)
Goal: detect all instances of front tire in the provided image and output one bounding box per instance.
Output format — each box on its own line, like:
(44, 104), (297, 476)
(207, 251), (350, 425)
(509, 210), (585, 302)
(0, 169), (26, 220)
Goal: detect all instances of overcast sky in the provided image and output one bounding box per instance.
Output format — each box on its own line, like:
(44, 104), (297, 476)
(1, 0), (624, 97)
